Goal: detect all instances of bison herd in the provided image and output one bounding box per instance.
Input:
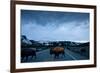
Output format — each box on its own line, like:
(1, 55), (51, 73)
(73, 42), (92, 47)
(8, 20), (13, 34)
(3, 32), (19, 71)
(21, 47), (65, 61)
(21, 46), (89, 62)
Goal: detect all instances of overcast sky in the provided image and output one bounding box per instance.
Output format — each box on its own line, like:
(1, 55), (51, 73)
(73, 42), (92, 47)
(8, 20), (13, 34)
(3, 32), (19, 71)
(21, 10), (90, 42)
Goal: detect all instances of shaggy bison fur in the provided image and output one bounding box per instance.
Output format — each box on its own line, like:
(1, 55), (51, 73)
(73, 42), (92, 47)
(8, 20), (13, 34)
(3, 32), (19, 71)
(50, 47), (65, 58)
(21, 48), (36, 61)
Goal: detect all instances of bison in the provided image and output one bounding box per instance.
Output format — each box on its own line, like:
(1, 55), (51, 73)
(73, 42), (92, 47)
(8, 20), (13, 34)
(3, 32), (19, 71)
(50, 47), (65, 58)
(21, 48), (36, 61)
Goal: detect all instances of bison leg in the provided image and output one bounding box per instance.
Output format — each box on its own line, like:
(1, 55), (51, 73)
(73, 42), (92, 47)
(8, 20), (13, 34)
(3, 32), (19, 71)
(25, 56), (29, 61)
(34, 52), (36, 59)
(34, 54), (36, 59)
(54, 53), (59, 59)
(54, 54), (56, 59)
(31, 55), (36, 59)
(32, 54), (37, 59)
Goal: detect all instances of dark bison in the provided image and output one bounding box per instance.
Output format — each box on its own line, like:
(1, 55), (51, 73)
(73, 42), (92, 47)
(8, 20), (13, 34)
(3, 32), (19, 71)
(21, 48), (36, 61)
(80, 48), (86, 53)
(50, 47), (65, 58)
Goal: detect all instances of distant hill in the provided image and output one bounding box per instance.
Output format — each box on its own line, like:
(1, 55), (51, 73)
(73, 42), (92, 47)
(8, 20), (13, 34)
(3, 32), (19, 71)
(21, 35), (89, 48)
(21, 35), (32, 48)
(77, 42), (89, 47)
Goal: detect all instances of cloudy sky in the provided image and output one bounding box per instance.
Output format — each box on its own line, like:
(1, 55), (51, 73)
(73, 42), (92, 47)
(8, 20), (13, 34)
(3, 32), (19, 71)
(21, 10), (90, 42)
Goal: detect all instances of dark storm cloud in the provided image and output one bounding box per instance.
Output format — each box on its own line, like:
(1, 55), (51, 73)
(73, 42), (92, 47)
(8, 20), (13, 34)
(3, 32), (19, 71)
(21, 10), (90, 42)
(21, 10), (89, 26)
